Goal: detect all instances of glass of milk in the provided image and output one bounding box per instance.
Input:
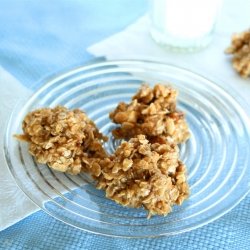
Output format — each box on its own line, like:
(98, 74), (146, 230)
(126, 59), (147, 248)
(149, 0), (222, 51)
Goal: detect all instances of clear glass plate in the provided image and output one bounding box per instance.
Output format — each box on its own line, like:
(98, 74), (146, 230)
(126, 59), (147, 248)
(4, 59), (250, 237)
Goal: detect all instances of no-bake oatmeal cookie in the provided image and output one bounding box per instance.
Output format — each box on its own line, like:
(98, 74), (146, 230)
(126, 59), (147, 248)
(91, 135), (189, 218)
(110, 83), (190, 144)
(225, 29), (250, 78)
(14, 105), (107, 174)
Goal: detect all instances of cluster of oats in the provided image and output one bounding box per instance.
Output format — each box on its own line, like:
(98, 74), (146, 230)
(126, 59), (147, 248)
(14, 106), (107, 174)
(91, 135), (189, 218)
(14, 83), (190, 219)
(225, 29), (250, 77)
(110, 83), (190, 144)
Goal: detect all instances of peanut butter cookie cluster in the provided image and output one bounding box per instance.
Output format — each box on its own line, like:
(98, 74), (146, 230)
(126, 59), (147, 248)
(225, 29), (250, 78)
(110, 83), (190, 144)
(14, 106), (107, 175)
(92, 135), (189, 218)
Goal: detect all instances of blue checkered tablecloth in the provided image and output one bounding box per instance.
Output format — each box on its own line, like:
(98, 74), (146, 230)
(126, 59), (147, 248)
(0, 1), (250, 249)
